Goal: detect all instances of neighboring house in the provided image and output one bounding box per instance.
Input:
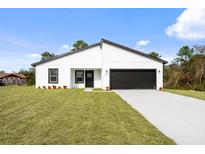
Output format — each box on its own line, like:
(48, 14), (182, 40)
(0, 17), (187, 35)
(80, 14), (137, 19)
(32, 39), (167, 90)
(0, 73), (26, 86)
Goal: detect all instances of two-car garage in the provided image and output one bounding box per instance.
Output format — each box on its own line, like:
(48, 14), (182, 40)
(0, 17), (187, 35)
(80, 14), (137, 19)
(110, 69), (156, 89)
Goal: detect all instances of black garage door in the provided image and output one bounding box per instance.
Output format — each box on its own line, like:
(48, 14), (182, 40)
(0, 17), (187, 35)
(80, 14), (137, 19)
(110, 69), (156, 89)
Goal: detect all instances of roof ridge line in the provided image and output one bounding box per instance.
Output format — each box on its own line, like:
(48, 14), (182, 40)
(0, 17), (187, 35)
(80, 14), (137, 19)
(101, 38), (167, 64)
(31, 42), (101, 66)
(32, 38), (167, 66)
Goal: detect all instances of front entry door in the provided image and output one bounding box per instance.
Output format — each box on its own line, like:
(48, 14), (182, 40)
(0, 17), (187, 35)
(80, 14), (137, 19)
(85, 70), (94, 87)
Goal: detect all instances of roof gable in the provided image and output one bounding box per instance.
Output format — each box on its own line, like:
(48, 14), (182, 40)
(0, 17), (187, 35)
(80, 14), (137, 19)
(31, 42), (100, 66)
(31, 39), (167, 66)
(0, 73), (26, 79)
(101, 39), (167, 64)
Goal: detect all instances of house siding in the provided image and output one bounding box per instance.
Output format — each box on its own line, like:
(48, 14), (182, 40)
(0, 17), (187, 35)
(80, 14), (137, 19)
(101, 42), (163, 90)
(35, 41), (164, 90)
(35, 46), (102, 88)
(70, 69), (101, 88)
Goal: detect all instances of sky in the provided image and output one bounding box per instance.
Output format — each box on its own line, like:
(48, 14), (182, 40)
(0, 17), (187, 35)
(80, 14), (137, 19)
(1, 8), (205, 72)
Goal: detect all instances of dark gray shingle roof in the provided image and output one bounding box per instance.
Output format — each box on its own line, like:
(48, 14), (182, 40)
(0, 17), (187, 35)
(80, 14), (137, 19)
(31, 38), (167, 67)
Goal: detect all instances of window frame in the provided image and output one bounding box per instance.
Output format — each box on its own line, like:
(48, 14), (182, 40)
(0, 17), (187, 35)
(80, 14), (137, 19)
(75, 70), (84, 84)
(48, 68), (58, 84)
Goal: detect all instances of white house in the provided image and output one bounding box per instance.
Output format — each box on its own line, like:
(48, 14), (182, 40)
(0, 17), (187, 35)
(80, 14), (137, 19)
(32, 39), (167, 90)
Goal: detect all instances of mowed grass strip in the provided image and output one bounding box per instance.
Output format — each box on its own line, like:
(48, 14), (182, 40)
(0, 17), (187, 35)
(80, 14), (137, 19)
(164, 89), (205, 101)
(0, 86), (175, 144)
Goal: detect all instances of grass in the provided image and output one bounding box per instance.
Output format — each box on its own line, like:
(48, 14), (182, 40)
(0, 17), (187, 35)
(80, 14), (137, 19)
(0, 86), (175, 144)
(164, 89), (205, 101)
(93, 88), (105, 91)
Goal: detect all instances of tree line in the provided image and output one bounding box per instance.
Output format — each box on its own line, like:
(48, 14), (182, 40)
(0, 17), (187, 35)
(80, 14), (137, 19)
(164, 45), (205, 91)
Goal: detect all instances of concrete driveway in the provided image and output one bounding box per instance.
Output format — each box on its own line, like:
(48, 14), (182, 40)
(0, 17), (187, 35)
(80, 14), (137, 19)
(114, 90), (205, 145)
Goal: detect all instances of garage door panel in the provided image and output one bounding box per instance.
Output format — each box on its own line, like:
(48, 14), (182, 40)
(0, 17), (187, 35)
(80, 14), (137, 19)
(110, 69), (156, 89)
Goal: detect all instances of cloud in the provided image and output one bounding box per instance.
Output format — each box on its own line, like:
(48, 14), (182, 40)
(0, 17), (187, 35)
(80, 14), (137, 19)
(27, 53), (41, 58)
(166, 8), (205, 40)
(0, 33), (36, 48)
(60, 44), (70, 50)
(136, 40), (150, 49)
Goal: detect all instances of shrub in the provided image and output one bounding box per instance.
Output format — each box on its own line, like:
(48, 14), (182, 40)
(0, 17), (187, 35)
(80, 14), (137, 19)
(194, 84), (205, 91)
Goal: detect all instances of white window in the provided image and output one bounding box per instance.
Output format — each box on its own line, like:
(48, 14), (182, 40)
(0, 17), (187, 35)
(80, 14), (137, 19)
(75, 70), (84, 83)
(48, 69), (58, 83)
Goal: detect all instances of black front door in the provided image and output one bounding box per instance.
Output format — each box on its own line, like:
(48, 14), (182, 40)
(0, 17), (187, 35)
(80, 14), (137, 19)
(85, 70), (94, 87)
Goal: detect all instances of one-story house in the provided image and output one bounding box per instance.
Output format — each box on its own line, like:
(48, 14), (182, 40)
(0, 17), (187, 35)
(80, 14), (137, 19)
(0, 73), (26, 86)
(32, 39), (167, 90)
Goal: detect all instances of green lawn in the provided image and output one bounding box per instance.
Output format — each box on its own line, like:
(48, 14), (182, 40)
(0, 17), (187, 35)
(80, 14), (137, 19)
(164, 89), (205, 101)
(0, 86), (175, 144)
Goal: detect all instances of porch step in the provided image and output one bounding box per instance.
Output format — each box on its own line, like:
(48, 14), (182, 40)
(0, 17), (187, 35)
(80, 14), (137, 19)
(84, 88), (93, 92)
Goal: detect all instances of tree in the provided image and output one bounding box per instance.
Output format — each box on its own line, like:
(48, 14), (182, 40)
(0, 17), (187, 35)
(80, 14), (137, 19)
(164, 64), (182, 88)
(189, 55), (205, 86)
(0, 70), (5, 73)
(164, 45), (205, 91)
(149, 52), (161, 59)
(19, 68), (35, 86)
(41, 52), (55, 61)
(193, 45), (205, 55)
(72, 40), (88, 51)
(176, 46), (194, 63)
(191, 45), (205, 87)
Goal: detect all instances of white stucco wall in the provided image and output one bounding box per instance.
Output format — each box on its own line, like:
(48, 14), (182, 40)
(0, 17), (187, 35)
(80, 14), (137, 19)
(70, 68), (101, 88)
(35, 41), (164, 90)
(101, 42), (163, 90)
(35, 46), (102, 88)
